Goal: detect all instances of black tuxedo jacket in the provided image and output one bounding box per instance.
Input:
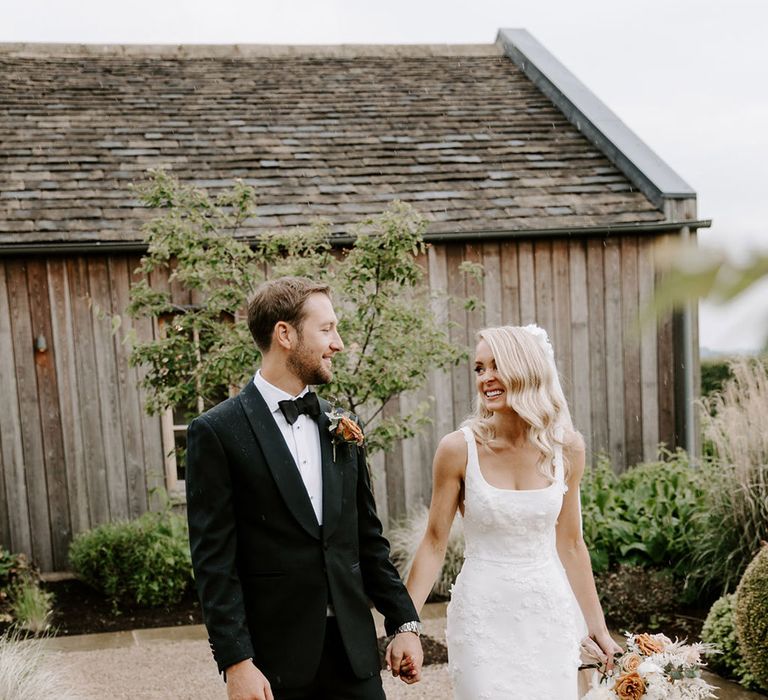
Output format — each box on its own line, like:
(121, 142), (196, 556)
(186, 380), (418, 689)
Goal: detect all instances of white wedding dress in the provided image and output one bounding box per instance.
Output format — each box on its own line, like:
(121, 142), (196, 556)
(446, 427), (587, 699)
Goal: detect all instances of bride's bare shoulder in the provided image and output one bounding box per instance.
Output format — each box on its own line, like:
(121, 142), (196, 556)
(434, 430), (468, 474)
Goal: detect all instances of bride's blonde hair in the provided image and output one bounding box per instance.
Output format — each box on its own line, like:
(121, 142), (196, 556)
(461, 325), (573, 481)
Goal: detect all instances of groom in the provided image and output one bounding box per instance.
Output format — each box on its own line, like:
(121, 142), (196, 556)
(186, 276), (422, 699)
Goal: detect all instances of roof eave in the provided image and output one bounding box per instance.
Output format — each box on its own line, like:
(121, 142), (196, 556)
(0, 219), (712, 256)
(497, 29), (696, 215)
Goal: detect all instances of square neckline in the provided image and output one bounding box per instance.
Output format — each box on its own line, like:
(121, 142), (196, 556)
(462, 426), (560, 493)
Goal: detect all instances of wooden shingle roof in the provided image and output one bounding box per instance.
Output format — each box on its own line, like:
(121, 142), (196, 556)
(0, 43), (666, 245)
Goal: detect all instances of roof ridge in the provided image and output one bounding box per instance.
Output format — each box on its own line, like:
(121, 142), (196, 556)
(0, 42), (503, 59)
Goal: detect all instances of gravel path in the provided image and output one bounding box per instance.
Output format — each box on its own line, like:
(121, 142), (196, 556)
(54, 640), (451, 699)
(52, 618), (452, 699)
(44, 615), (763, 700)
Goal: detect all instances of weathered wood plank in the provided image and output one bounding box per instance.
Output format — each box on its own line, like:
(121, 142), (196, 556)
(621, 237), (643, 468)
(6, 261), (53, 569)
(383, 396), (406, 521)
(427, 245), (454, 449)
(586, 240), (609, 457)
(637, 239), (659, 460)
(603, 238), (626, 470)
(533, 240), (554, 334)
(499, 241), (521, 326)
(446, 244), (470, 426)
(400, 252), (433, 512)
(568, 241), (592, 447)
(27, 259), (71, 569)
(130, 256), (166, 512)
(517, 241), (536, 325)
(464, 242), (484, 394)
(481, 242), (502, 327)
(0, 262), (31, 556)
(88, 258), (129, 521)
(47, 259), (90, 537)
(67, 257), (110, 525)
(551, 240), (573, 407)
(109, 256), (149, 518)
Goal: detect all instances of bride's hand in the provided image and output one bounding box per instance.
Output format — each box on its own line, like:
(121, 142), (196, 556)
(581, 632), (623, 672)
(581, 630), (624, 673)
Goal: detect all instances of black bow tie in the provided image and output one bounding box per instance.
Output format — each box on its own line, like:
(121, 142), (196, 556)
(278, 392), (321, 425)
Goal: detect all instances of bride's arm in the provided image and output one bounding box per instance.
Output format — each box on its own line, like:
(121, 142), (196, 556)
(405, 431), (465, 613)
(556, 433), (623, 670)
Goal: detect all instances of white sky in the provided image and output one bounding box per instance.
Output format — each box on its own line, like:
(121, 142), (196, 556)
(4, 0), (768, 352)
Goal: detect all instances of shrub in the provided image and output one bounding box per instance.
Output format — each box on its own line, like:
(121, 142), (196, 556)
(69, 510), (192, 609)
(701, 593), (761, 691)
(388, 505), (464, 599)
(734, 545), (768, 691)
(690, 358), (768, 594)
(701, 359), (733, 398)
(9, 578), (53, 634)
(594, 564), (678, 632)
(0, 548), (34, 617)
(580, 451), (707, 582)
(0, 628), (77, 699)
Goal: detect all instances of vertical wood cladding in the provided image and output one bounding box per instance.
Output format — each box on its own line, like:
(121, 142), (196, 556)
(0, 237), (681, 566)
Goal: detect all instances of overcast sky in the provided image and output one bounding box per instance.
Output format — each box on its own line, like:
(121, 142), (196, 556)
(4, 0), (767, 352)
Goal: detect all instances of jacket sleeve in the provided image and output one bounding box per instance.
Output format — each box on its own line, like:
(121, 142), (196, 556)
(186, 415), (254, 673)
(354, 442), (420, 635)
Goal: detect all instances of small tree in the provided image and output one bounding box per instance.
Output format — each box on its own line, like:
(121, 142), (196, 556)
(125, 170), (478, 454)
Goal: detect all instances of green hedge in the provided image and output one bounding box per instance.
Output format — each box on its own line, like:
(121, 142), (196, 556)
(735, 546), (768, 691)
(701, 593), (761, 691)
(581, 451), (707, 582)
(69, 510), (192, 609)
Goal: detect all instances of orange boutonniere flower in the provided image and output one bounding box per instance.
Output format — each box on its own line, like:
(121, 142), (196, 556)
(326, 408), (364, 460)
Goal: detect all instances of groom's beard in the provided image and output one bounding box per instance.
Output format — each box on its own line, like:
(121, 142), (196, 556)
(288, 334), (332, 386)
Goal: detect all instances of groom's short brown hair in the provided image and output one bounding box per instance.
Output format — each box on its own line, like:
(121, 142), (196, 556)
(248, 276), (331, 351)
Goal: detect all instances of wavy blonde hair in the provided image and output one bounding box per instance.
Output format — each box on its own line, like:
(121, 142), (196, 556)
(461, 325), (573, 481)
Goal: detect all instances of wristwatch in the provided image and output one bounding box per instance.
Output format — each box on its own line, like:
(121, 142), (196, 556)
(395, 620), (422, 636)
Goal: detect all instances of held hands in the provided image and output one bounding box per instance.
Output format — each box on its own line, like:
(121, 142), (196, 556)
(225, 659), (274, 700)
(385, 632), (424, 684)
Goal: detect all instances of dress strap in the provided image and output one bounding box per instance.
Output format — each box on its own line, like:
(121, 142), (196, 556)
(459, 426), (479, 478)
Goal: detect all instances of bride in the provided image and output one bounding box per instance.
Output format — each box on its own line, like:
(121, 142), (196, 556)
(403, 325), (621, 698)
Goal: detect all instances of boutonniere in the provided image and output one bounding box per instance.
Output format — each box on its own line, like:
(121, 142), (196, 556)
(326, 407), (365, 461)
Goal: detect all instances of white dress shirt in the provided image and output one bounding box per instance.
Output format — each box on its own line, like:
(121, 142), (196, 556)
(253, 370), (324, 525)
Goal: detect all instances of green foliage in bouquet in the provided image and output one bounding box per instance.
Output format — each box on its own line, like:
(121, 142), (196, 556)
(734, 545), (768, 692)
(124, 170), (476, 455)
(580, 451), (707, 580)
(69, 509), (192, 610)
(701, 593), (761, 691)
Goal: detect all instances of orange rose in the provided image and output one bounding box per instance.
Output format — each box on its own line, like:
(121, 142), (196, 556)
(622, 653), (642, 673)
(337, 416), (364, 446)
(614, 672), (646, 700)
(635, 633), (665, 655)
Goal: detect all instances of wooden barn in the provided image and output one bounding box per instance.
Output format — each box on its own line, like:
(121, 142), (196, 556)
(0, 30), (708, 571)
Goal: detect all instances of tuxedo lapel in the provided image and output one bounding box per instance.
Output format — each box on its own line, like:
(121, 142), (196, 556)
(237, 381), (321, 540)
(318, 398), (343, 540)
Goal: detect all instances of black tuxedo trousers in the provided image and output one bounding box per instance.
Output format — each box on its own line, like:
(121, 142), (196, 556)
(186, 381), (418, 690)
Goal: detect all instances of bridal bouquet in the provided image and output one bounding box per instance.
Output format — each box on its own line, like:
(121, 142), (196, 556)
(582, 632), (718, 700)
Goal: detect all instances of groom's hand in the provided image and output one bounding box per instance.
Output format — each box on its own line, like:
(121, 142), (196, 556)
(225, 659), (274, 700)
(385, 633), (423, 684)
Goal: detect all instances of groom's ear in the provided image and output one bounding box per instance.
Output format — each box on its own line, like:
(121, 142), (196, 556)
(274, 320), (296, 351)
